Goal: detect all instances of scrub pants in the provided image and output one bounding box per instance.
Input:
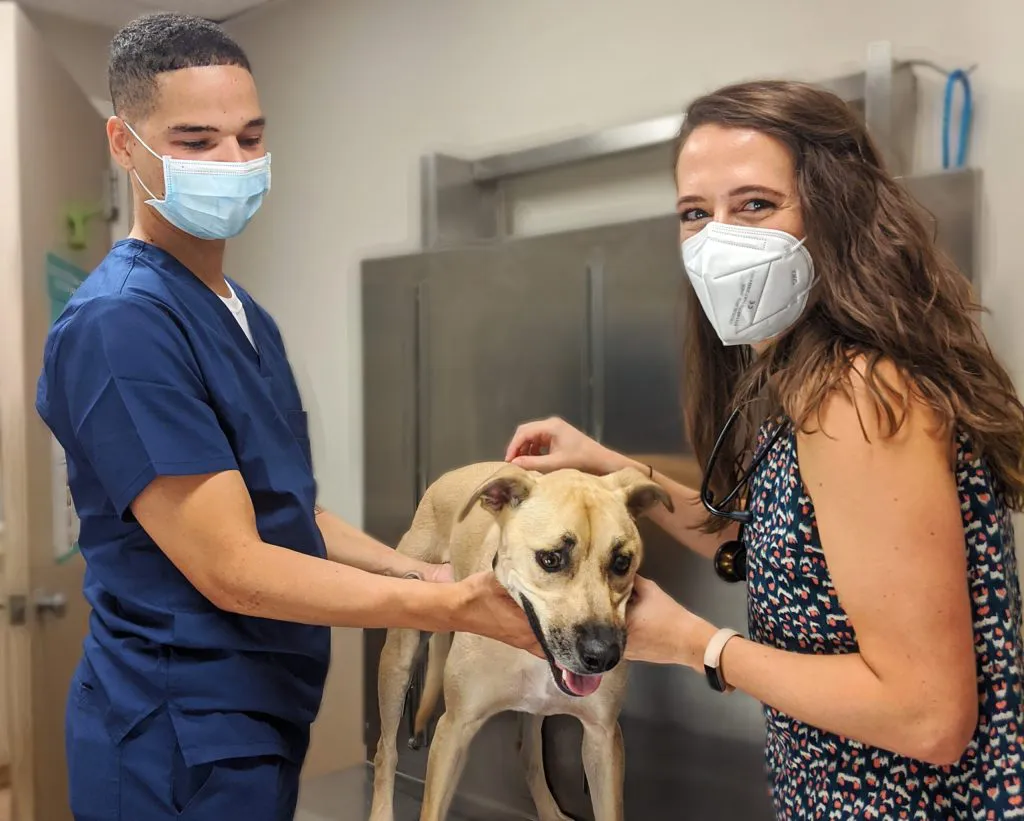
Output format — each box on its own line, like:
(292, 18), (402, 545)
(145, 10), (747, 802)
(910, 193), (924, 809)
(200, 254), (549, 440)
(65, 681), (302, 821)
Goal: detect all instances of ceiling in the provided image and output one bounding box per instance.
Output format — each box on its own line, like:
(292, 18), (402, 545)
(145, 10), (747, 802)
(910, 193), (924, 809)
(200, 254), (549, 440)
(19, 0), (278, 28)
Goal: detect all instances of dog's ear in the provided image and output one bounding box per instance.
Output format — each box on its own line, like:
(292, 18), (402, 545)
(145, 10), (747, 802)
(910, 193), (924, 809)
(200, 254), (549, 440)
(605, 466), (675, 518)
(457, 464), (537, 523)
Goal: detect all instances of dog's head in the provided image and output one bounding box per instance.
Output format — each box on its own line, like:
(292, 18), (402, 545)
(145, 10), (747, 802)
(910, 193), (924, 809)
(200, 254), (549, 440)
(457, 463), (672, 698)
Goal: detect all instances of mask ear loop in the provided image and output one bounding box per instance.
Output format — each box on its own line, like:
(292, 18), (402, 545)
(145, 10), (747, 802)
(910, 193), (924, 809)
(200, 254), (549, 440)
(120, 119), (167, 203)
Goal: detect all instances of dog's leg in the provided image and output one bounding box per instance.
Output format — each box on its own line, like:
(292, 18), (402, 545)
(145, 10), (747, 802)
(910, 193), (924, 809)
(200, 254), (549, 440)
(411, 631), (451, 749)
(518, 713), (572, 821)
(581, 719), (625, 821)
(418, 707), (489, 821)
(369, 627), (422, 821)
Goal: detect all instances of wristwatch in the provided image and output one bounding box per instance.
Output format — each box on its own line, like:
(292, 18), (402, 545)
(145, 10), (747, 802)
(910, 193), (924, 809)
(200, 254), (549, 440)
(703, 627), (740, 693)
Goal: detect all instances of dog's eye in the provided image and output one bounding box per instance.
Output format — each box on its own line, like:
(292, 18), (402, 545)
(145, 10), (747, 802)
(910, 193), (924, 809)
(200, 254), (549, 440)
(535, 550), (564, 573)
(610, 554), (632, 576)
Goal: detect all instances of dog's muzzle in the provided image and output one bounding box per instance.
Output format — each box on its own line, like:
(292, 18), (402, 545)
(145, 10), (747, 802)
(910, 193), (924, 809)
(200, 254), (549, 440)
(519, 595), (605, 698)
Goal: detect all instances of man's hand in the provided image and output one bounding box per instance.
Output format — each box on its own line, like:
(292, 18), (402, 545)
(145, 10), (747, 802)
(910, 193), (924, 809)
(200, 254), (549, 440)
(420, 562), (455, 583)
(451, 571), (542, 657)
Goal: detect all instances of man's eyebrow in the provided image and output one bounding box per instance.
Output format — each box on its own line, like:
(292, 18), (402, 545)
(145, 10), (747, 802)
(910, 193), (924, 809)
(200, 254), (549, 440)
(168, 123), (219, 134)
(167, 117), (266, 135)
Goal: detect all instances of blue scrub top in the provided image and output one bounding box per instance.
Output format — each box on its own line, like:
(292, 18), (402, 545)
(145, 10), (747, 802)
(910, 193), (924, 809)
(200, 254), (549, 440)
(36, 239), (330, 767)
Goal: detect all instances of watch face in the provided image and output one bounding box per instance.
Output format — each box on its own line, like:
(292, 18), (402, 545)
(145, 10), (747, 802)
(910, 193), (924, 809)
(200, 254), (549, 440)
(704, 663), (727, 692)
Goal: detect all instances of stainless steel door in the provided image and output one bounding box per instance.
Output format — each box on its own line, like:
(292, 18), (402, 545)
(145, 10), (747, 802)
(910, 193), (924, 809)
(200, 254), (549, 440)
(362, 218), (775, 820)
(363, 233), (596, 818)
(419, 236), (592, 484)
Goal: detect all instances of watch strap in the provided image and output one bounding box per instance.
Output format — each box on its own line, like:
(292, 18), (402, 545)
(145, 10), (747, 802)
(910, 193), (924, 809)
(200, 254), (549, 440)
(703, 627), (740, 693)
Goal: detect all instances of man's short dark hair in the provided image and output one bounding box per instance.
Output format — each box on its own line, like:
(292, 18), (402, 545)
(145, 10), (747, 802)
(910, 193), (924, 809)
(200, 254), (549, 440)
(109, 12), (252, 121)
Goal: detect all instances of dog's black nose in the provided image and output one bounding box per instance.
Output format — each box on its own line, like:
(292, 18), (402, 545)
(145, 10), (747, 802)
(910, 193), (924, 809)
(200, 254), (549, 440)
(575, 623), (623, 674)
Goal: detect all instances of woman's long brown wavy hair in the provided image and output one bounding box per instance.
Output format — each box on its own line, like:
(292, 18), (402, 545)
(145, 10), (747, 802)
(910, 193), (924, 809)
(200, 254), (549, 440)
(678, 80), (1024, 533)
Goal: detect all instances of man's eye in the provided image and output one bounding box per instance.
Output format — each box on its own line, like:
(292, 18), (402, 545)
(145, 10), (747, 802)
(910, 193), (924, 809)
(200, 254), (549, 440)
(610, 554), (632, 576)
(535, 550), (564, 573)
(180, 141), (207, 150)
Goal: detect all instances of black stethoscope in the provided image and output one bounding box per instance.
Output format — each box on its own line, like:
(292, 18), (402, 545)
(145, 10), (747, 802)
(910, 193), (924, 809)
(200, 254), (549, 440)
(700, 407), (792, 583)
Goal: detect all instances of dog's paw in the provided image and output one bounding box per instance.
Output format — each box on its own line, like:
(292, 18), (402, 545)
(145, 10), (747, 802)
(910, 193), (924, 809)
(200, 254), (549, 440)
(407, 732), (427, 751)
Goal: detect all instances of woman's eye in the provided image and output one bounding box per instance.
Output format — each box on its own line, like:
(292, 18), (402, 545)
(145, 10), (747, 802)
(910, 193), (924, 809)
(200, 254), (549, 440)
(610, 554), (632, 576)
(742, 199), (775, 213)
(535, 551), (564, 573)
(679, 208), (710, 223)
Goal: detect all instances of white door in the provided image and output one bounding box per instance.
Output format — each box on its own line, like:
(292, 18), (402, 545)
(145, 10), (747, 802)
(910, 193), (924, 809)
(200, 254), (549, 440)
(0, 5), (113, 819)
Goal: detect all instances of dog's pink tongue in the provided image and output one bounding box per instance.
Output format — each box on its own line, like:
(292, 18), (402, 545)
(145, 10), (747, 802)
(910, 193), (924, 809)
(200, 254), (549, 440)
(561, 668), (603, 697)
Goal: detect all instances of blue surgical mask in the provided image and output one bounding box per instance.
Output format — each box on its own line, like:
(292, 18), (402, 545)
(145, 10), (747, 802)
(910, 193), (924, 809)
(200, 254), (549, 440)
(123, 120), (271, 240)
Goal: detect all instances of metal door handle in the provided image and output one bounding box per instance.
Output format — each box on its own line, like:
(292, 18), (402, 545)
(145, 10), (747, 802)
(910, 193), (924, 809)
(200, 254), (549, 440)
(34, 591), (67, 619)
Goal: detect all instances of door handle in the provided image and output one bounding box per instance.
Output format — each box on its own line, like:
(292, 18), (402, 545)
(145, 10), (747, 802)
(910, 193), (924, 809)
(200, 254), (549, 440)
(33, 591), (68, 619)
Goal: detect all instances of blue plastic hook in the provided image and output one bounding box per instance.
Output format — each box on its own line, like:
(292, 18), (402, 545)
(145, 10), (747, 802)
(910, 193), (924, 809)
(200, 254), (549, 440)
(942, 68), (973, 170)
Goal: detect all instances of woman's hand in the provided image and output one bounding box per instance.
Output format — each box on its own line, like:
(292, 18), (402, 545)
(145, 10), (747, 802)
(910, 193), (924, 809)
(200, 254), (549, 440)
(453, 571), (544, 658)
(625, 576), (716, 668)
(504, 416), (625, 475)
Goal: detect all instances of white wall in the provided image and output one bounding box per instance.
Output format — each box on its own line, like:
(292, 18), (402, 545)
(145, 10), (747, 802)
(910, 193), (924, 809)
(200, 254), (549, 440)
(22, 8), (114, 103)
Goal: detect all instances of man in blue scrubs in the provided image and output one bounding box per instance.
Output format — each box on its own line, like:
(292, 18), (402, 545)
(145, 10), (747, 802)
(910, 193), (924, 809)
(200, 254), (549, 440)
(36, 13), (535, 820)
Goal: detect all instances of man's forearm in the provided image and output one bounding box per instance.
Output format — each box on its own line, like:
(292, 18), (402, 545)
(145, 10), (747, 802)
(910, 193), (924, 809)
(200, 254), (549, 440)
(209, 535), (456, 631)
(314, 506), (426, 577)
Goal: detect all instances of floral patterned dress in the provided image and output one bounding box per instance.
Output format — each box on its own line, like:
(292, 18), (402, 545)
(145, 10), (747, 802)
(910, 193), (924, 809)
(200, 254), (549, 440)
(745, 421), (1024, 820)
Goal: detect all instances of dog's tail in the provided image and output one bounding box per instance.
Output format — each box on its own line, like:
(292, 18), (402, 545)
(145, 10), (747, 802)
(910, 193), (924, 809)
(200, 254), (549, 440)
(409, 630), (451, 749)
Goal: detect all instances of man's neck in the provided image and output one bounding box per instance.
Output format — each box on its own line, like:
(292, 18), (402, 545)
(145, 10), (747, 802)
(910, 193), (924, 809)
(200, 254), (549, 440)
(130, 211), (229, 297)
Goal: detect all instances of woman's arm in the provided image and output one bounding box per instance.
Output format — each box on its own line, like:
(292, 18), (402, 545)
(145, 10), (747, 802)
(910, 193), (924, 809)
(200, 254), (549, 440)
(627, 366), (978, 765)
(505, 417), (735, 558)
(313, 505), (450, 581)
(621, 460), (736, 559)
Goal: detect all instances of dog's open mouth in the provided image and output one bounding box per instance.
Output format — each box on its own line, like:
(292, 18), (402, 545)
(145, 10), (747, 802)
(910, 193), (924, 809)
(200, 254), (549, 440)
(518, 593), (604, 698)
(549, 659), (603, 698)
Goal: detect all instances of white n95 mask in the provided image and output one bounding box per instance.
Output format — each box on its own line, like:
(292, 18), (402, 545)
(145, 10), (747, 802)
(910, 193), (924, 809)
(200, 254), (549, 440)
(123, 120), (271, 241)
(681, 222), (815, 347)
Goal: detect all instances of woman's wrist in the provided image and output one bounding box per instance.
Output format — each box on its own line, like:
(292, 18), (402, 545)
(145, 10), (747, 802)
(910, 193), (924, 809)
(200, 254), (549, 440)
(595, 448), (646, 477)
(679, 613), (720, 672)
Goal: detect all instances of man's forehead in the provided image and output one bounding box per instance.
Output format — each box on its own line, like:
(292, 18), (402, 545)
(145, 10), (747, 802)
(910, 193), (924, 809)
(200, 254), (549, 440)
(149, 65), (262, 127)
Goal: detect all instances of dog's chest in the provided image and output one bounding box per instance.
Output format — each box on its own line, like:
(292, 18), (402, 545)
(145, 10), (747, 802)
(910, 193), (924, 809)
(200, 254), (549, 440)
(514, 660), (570, 714)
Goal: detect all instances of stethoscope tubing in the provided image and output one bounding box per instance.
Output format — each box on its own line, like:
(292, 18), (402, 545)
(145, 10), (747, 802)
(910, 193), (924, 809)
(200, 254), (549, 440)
(701, 411), (791, 582)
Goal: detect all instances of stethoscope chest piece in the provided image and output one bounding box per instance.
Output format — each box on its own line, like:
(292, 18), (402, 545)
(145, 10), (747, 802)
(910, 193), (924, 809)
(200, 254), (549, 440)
(713, 538), (747, 584)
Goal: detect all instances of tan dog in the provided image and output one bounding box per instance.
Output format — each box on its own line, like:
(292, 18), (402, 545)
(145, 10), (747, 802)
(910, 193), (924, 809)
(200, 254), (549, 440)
(369, 461), (672, 821)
